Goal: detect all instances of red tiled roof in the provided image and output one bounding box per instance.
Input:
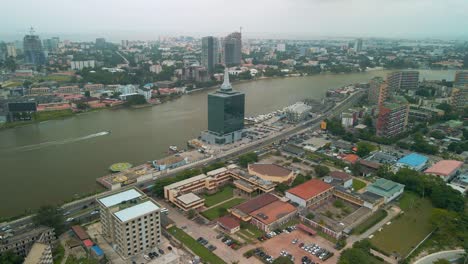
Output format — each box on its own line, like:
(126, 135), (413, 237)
(329, 171), (352, 181)
(83, 239), (94, 247)
(233, 193), (278, 214)
(424, 160), (463, 177)
(343, 154), (360, 164)
(297, 224), (317, 235)
(249, 163), (292, 177)
(249, 201), (297, 225)
(71, 225), (89, 241)
(359, 160), (382, 169)
(286, 179), (333, 200)
(217, 216), (240, 230)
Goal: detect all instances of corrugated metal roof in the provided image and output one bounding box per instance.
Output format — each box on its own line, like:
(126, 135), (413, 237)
(114, 200), (159, 222)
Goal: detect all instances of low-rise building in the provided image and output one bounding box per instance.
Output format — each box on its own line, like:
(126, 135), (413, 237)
(217, 216), (240, 234)
(365, 178), (404, 203)
(284, 102), (312, 122)
(328, 171), (353, 188)
(0, 226), (55, 257)
(248, 163), (294, 183)
(58, 86), (80, 94)
(97, 188), (162, 259)
(285, 179), (334, 207)
(396, 153), (429, 171)
(229, 193), (279, 221)
(23, 242), (53, 264)
(153, 155), (188, 171)
(424, 160), (464, 181)
(249, 200), (297, 232)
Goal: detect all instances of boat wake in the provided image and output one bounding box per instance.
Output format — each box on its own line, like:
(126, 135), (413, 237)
(3, 131), (110, 152)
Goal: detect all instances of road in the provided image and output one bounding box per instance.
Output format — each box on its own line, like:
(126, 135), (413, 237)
(0, 90), (365, 234)
(413, 249), (466, 264)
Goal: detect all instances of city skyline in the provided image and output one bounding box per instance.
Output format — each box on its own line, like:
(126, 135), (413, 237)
(2, 0), (468, 41)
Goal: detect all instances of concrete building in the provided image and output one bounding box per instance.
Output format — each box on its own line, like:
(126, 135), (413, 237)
(285, 179), (334, 207)
(23, 242), (53, 264)
(149, 64), (162, 74)
(6, 43), (17, 58)
(424, 160), (464, 181)
(152, 155), (188, 171)
(248, 163), (294, 183)
(138, 87), (152, 101)
(222, 32), (242, 66)
(328, 171), (353, 188)
(387, 71), (419, 91)
(249, 200), (297, 232)
(97, 188), (162, 259)
(396, 153), (429, 171)
(354, 38), (363, 52)
(182, 66), (210, 83)
(276, 43), (286, 52)
(366, 178), (404, 203)
(0, 226), (55, 257)
(368, 77), (388, 105)
(217, 216), (240, 234)
(376, 96), (409, 138)
(201, 36), (219, 74)
(58, 85), (80, 94)
(450, 86), (468, 110)
(70, 60), (95, 70)
(284, 102), (312, 122)
(201, 68), (245, 145)
(454, 71), (468, 87)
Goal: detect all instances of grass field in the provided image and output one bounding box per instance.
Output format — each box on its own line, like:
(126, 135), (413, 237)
(203, 186), (234, 207)
(34, 109), (75, 122)
(353, 178), (367, 191)
(168, 226), (226, 264)
(353, 209), (388, 234)
(201, 198), (245, 220)
(370, 192), (433, 256)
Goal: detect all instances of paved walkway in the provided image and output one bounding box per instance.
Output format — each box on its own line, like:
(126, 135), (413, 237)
(413, 249), (465, 264)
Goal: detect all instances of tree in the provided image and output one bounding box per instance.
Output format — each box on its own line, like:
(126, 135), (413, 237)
(5, 57), (17, 72)
(272, 256), (294, 264)
(0, 251), (23, 264)
(356, 142), (377, 157)
(32, 205), (66, 235)
(84, 91), (91, 97)
(238, 152), (258, 167)
(126, 94), (147, 105)
(314, 165), (330, 177)
(187, 209), (196, 219)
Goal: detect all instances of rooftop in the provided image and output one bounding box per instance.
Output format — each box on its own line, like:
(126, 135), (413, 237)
(98, 189), (142, 208)
(329, 171), (352, 181)
(424, 160), (464, 177)
(114, 200), (160, 222)
(217, 215), (240, 230)
(249, 200), (297, 225)
(343, 154), (360, 164)
(164, 174), (207, 190)
(397, 153), (428, 167)
(367, 178), (404, 198)
(248, 163), (292, 177)
(286, 179), (333, 200)
(233, 193), (278, 214)
(206, 167), (228, 176)
(176, 193), (203, 205)
(23, 242), (49, 264)
(155, 155), (185, 166)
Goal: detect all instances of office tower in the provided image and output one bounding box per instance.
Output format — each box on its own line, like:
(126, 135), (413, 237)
(354, 38), (363, 52)
(450, 86), (468, 110)
(387, 71), (419, 92)
(95, 38), (106, 49)
(376, 96), (410, 138)
(23, 28), (46, 65)
(97, 188), (162, 259)
(201, 68), (245, 144)
(222, 32), (242, 66)
(368, 77), (389, 105)
(6, 43), (17, 57)
(121, 40), (129, 48)
(454, 71), (468, 87)
(42, 37), (59, 52)
(0, 42), (6, 61)
(201, 36), (218, 74)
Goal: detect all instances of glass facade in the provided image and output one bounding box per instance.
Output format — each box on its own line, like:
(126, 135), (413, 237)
(208, 91), (245, 136)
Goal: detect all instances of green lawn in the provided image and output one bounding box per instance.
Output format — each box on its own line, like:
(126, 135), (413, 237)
(34, 109), (75, 122)
(370, 192), (434, 256)
(203, 186), (234, 207)
(168, 226), (226, 264)
(353, 178), (367, 191)
(201, 198), (245, 220)
(353, 209), (388, 235)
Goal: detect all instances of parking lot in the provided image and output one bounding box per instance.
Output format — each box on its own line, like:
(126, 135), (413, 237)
(261, 230), (338, 264)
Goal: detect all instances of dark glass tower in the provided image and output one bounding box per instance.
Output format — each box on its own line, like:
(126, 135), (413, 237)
(207, 68), (245, 136)
(222, 32), (242, 66)
(202, 36), (218, 74)
(23, 27), (45, 65)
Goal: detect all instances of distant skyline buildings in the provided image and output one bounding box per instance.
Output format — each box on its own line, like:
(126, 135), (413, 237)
(201, 36), (219, 74)
(222, 32), (242, 66)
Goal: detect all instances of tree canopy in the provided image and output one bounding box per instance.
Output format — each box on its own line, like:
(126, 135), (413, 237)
(32, 205), (66, 235)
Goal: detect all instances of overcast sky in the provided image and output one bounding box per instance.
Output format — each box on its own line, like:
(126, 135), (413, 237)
(2, 0), (468, 41)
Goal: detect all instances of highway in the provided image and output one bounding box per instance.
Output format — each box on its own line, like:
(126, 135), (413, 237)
(0, 90), (365, 233)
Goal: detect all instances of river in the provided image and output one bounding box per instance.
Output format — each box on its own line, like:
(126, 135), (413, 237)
(0, 70), (457, 218)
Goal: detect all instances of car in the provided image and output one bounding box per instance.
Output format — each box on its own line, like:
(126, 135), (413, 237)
(66, 217), (74, 222)
(143, 255), (150, 261)
(292, 238), (298, 244)
(299, 242), (304, 247)
(158, 248), (164, 254)
(90, 210), (99, 215)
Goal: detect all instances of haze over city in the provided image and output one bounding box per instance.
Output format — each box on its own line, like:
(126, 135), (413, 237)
(2, 0), (468, 41)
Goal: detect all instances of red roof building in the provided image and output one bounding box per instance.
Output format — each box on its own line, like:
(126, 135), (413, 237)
(71, 225), (89, 241)
(83, 239), (94, 247)
(230, 193), (278, 221)
(343, 154), (360, 164)
(248, 163), (294, 183)
(425, 160), (463, 180)
(249, 201), (297, 232)
(217, 216), (240, 234)
(285, 179), (334, 207)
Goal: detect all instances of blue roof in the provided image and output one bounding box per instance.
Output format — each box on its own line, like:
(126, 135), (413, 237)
(397, 153), (428, 167)
(91, 245), (103, 256)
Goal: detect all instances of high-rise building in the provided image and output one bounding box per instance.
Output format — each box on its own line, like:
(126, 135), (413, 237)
(121, 40), (129, 48)
(201, 36), (218, 74)
(387, 71), (419, 91)
(23, 28), (46, 65)
(42, 37), (59, 52)
(201, 68), (245, 144)
(97, 188), (162, 259)
(368, 77), (388, 105)
(222, 32), (242, 66)
(454, 71), (468, 87)
(376, 96), (409, 138)
(95, 38), (106, 49)
(450, 86), (468, 110)
(354, 38), (363, 52)
(0, 42), (6, 61)
(6, 43), (17, 57)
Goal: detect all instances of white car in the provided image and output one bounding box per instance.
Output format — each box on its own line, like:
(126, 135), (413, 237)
(66, 217), (74, 222)
(143, 255), (151, 261)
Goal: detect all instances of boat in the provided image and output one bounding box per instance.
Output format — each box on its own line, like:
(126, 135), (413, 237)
(169, 145), (178, 152)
